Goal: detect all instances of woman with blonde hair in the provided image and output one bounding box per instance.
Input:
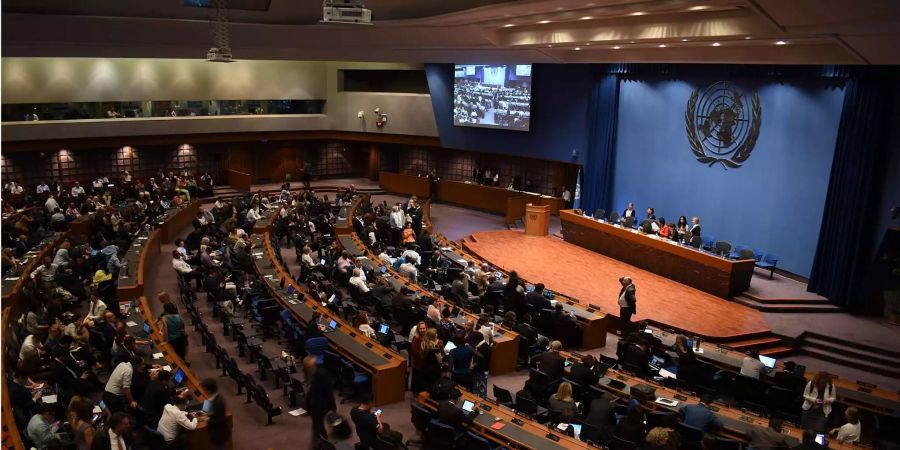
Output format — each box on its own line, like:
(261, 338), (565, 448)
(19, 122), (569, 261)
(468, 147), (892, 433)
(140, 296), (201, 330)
(644, 427), (675, 450)
(355, 312), (376, 339)
(418, 328), (443, 393)
(548, 381), (577, 421)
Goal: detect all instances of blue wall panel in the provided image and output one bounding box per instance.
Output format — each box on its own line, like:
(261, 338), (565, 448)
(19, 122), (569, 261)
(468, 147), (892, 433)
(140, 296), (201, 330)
(611, 78), (845, 277)
(425, 63), (593, 163)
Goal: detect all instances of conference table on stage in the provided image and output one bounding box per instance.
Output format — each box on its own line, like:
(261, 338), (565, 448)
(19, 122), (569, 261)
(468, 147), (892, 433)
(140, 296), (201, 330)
(250, 232), (408, 405)
(560, 210), (755, 298)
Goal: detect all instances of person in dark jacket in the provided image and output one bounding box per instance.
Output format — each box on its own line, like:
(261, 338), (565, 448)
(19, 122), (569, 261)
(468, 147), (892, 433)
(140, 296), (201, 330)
(436, 389), (479, 434)
(304, 356), (336, 448)
(616, 405), (648, 444)
(200, 378), (230, 450)
(533, 340), (566, 381)
(568, 354), (600, 387)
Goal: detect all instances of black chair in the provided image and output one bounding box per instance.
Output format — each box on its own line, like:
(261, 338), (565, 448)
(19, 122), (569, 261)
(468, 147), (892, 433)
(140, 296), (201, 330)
(579, 422), (603, 444)
(318, 436), (338, 450)
(594, 209), (606, 220)
(374, 435), (407, 450)
(423, 420), (461, 450)
(677, 423), (705, 445)
(647, 411), (677, 430)
(514, 394), (548, 421)
(609, 435), (638, 450)
(492, 385), (515, 408)
(464, 431), (493, 450)
(716, 436), (743, 450)
(608, 211), (619, 223)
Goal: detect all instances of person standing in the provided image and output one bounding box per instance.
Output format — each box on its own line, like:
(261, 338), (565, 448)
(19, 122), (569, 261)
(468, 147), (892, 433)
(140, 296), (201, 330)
(618, 276), (637, 335)
(304, 356), (336, 448)
(801, 372), (836, 433)
(200, 378), (230, 450)
(158, 302), (188, 362)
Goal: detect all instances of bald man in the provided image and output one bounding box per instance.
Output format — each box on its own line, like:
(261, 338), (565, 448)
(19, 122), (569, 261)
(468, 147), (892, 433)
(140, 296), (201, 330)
(617, 276), (637, 335)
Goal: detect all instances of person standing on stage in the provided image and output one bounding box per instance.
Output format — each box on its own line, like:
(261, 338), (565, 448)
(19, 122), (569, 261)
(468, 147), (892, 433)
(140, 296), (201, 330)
(618, 276), (637, 335)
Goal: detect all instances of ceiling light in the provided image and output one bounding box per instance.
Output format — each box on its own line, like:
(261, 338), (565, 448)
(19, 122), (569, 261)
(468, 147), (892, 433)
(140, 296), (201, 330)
(538, 20), (551, 24)
(629, 11), (646, 16)
(585, 43), (591, 46)
(580, 16), (593, 20)
(689, 5), (709, 11)
(502, 23), (514, 27)
(712, 42), (721, 46)
(629, 41), (635, 44)
(659, 44), (667, 48)
(574, 47), (581, 50)
(776, 40), (787, 45)
(613, 46), (621, 49)
(744, 36), (752, 40)
(681, 39), (688, 42)
(547, 45), (553, 48)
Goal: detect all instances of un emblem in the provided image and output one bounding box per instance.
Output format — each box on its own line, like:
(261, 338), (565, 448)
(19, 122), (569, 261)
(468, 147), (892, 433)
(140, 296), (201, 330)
(685, 81), (761, 169)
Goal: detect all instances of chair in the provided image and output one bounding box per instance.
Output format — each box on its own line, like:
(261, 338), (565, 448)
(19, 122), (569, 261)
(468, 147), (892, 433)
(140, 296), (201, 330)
(423, 420), (461, 450)
(701, 235), (716, 251)
(677, 423), (705, 445)
(594, 209), (606, 220)
(465, 431), (493, 450)
(492, 385), (515, 408)
(716, 436), (743, 450)
(340, 359), (371, 403)
(765, 385), (800, 418)
(756, 254), (779, 279)
(579, 422), (603, 444)
(714, 241), (732, 256)
(647, 411), (677, 430)
(608, 211), (619, 223)
(318, 436), (338, 450)
(728, 245), (746, 259)
(609, 435), (638, 450)
(738, 248), (756, 260)
(623, 216), (635, 228)
(514, 394), (548, 421)
(689, 235), (702, 248)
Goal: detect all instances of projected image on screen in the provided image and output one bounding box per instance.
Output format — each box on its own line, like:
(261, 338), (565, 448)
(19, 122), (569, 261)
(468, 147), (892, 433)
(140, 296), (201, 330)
(453, 64), (532, 131)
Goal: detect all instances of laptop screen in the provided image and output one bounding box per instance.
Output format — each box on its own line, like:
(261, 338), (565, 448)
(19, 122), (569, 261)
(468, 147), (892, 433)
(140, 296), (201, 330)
(381, 266), (387, 273)
(378, 324), (389, 334)
(143, 322), (150, 334)
(173, 368), (185, 385)
(571, 424), (583, 438)
(319, 258), (325, 265)
(286, 284), (295, 295)
(327, 294), (336, 304)
(758, 355), (776, 369)
(328, 319), (337, 329)
(461, 400), (475, 412)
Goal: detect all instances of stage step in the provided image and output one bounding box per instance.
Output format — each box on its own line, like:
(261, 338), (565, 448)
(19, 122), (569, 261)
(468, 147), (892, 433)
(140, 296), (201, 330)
(728, 336), (783, 350)
(732, 295), (841, 313)
(760, 346), (794, 357)
(742, 294), (831, 305)
(798, 333), (900, 379)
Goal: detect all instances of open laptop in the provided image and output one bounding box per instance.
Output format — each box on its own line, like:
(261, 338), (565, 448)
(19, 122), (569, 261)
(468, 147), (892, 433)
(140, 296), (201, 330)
(461, 400), (476, 413)
(377, 323), (390, 335)
(286, 284), (296, 296)
(321, 318), (338, 333)
(758, 355), (777, 369)
(173, 368), (186, 386)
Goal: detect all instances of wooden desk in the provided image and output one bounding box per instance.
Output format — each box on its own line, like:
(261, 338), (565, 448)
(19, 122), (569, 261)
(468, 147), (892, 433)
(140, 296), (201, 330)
(117, 229), (160, 304)
(2, 308), (26, 450)
(378, 172), (431, 199)
(560, 210), (754, 298)
(1, 232), (66, 318)
(557, 350), (861, 450)
(647, 326), (900, 415)
(132, 297), (233, 450)
(338, 231), (520, 376)
(251, 233), (407, 405)
(415, 390), (592, 450)
(435, 180), (564, 216)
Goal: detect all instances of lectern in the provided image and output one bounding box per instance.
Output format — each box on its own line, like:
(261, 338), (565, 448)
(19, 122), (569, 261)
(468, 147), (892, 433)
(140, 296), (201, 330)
(525, 204), (550, 236)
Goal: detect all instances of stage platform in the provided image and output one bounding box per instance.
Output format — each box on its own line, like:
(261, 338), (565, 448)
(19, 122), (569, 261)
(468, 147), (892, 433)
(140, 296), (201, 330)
(463, 230), (771, 340)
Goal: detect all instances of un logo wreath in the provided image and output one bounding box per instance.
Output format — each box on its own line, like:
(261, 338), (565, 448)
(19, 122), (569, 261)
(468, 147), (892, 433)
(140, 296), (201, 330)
(685, 81), (762, 169)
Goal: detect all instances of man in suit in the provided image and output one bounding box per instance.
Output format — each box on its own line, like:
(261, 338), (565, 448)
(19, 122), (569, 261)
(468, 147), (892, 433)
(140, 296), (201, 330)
(568, 354), (600, 387)
(13, 234), (30, 259)
(680, 395), (723, 432)
(748, 418), (789, 449)
(304, 356), (336, 448)
(525, 283), (551, 311)
(584, 393), (616, 440)
(620, 339), (651, 378)
(436, 389), (480, 433)
(534, 340), (566, 381)
(617, 276), (637, 335)
(621, 202), (637, 223)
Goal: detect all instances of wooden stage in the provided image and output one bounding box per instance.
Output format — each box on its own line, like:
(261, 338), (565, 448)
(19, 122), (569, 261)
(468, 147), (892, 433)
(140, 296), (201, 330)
(463, 230), (771, 340)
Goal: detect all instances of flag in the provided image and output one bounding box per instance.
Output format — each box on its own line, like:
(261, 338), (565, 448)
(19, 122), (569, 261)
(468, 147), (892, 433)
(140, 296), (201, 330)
(573, 167), (582, 210)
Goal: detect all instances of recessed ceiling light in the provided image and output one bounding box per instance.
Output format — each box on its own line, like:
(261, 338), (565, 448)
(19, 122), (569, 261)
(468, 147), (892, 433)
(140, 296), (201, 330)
(744, 36), (752, 40)
(580, 16), (593, 20)
(574, 47), (581, 50)
(712, 42), (721, 46)
(586, 2), (596, 6)
(538, 20), (551, 24)
(612, 46), (621, 49)
(689, 5), (709, 11)
(776, 40), (788, 45)
(659, 44), (667, 48)
(547, 45), (553, 48)
(585, 43), (591, 46)
(681, 38), (689, 42)
(629, 11), (646, 16)
(556, 7), (564, 10)
(502, 23), (514, 28)
(629, 41), (635, 44)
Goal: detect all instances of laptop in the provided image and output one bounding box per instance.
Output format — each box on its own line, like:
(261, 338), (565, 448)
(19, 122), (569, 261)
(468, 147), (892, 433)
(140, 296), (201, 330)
(649, 355), (665, 370)
(141, 322), (151, 337)
(378, 324), (390, 335)
(571, 424), (583, 439)
(319, 258), (326, 266)
(443, 341), (457, 354)
(461, 400), (476, 413)
(758, 355), (777, 369)
(286, 284), (295, 295)
(173, 368), (186, 385)
(320, 319), (338, 333)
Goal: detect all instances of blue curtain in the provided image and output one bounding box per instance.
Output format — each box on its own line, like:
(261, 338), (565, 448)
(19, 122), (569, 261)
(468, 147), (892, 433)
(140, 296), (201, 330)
(581, 75), (619, 214)
(807, 75), (894, 307)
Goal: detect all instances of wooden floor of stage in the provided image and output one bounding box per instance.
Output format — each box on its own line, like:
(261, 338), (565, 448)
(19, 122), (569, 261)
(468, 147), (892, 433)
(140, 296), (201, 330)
(464, 230), (770, 339)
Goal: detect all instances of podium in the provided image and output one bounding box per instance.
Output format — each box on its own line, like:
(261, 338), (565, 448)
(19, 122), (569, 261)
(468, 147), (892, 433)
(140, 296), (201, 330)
(525, 204), (550, 236)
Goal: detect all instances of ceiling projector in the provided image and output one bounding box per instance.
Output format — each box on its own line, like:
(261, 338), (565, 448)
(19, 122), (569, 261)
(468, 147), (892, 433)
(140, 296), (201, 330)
(206, 47), (234, 63)
(322, 0), (372, 25)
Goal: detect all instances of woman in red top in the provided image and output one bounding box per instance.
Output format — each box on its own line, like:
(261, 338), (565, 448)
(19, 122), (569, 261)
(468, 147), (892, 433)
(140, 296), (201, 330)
(409, 321), (427, 391)
(657, 218), (671, 239)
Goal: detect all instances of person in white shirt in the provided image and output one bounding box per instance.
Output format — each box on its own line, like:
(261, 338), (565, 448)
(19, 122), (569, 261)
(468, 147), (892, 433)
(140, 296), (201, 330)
(389, 205), (404, 246)
(377, 250), (392, 266)
(561, 188), (571, 206)
(7, 182), (24, 194)
(171, 250), (203, 289)
(36, 181), (50, 195)
(103, 356), (141, 413)
(246, 206), (262, 222)
(831, 407), (861, 443)
(301, 246), (316, 268)
(71, 181), (86, 197)
(157, 397), (199, 443)
(399, 261), (418, 282)
(44, 195), (60, 213)
(92, 178), (104, 191)
(739, 349), (770, 380)
(354, 312), (377, 339)
(401, 248), (421, 265)
(349, 268), (370, 293)
(86, 294), (107, 321)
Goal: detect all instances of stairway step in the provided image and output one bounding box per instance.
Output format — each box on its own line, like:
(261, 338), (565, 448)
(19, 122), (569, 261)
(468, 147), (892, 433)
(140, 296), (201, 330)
(802, 332), (900, 361)
(760, 346), (794, 357)
(729, 336), (783, 350)
(800, 347), (900, 379)
(743, 296), (832, 305)
(733, 296), (842, 313)
(801, 336), (900, 368)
